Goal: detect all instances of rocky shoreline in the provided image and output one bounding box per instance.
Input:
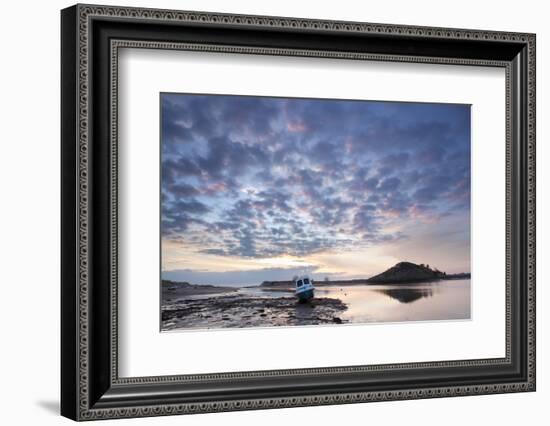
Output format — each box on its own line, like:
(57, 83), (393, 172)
(161, 294), (348, 331)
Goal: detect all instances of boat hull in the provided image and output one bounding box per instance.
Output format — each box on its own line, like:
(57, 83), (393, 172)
(296, 288), (314, 302)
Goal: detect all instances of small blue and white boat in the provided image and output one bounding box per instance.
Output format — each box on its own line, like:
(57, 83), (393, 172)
(295, 276), (315, 302)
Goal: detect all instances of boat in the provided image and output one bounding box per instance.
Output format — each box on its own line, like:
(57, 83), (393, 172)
(295, 276), (315, 302)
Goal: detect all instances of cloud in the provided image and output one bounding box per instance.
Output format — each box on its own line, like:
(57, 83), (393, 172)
(161, 94), (471, 264)
(378, 177), (401, 192)
(287, 121), (307, 132)
(166, 183), (199, 198)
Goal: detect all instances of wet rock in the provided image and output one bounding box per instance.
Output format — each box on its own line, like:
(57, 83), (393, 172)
(161, 295), (348, 330)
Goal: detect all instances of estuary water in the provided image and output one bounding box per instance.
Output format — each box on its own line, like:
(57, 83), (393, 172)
(162, 279), (471, 331)
(315, 279), (471, 323)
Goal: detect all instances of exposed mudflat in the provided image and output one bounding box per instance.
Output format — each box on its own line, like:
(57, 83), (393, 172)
(161, 294), (348, 331)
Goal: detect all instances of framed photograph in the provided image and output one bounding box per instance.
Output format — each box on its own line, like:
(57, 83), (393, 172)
(61, 4), (536, 421)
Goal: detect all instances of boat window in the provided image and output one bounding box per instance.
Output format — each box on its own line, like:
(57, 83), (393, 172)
(303, 278), (310, 285)
(296, 280), (303, 287)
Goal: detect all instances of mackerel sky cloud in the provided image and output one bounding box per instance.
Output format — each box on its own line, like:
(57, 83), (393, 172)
(161, 93), (471, 285)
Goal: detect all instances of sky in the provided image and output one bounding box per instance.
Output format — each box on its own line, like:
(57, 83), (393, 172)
(160, 93), (471, 286)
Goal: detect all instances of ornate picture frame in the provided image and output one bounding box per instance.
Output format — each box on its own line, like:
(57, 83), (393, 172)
(61, 4), (535, 421)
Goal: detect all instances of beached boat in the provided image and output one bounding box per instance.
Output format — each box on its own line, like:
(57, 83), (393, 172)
(295, 276), (315, 302)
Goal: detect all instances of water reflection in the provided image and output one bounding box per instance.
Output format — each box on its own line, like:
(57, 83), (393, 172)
(376, 287), (434, 304)
(320, 279), (470, 324)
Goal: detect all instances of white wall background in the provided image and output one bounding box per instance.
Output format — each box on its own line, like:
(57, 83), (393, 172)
(0, 0), (546, 424)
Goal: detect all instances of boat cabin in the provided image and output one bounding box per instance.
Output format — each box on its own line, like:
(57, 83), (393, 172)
(295, 276), (315, 302)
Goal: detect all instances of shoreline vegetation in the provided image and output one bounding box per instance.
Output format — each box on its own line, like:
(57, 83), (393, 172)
(162, 261), (471, 296)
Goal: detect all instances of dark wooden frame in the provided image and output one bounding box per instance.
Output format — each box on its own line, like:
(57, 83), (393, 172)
(61, 4), (536, 421)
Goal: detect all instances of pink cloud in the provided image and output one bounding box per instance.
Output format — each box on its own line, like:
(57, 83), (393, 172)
(203, 182), (228, 194)
(408, 204), (442, 224)
(286, 121), (307, 132)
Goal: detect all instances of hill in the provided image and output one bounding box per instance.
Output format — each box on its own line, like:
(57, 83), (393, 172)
(366, 262), (445, 284)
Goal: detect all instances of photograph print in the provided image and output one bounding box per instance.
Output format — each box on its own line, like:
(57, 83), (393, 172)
(160, 93), (471, 332)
